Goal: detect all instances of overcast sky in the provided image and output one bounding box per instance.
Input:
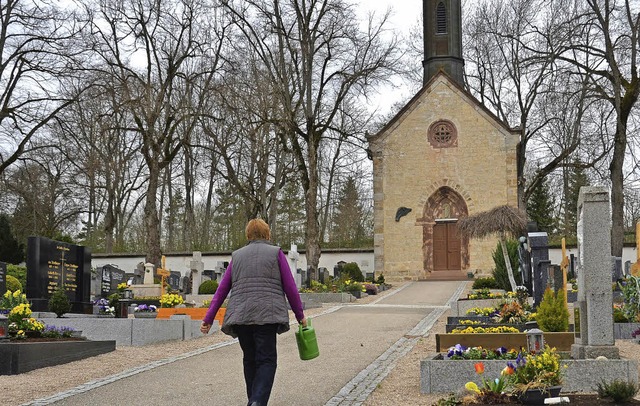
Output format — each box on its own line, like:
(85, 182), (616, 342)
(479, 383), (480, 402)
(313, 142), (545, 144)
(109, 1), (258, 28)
(355, 0), (423, 113)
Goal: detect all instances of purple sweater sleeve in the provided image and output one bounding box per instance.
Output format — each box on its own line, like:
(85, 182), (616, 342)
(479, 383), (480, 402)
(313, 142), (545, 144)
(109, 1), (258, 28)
(279, 250), (305, 321)
(202, 261), (232, 325)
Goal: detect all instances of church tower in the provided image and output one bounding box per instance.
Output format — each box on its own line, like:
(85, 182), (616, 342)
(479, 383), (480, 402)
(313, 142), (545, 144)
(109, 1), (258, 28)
(423, 0), (464, 86)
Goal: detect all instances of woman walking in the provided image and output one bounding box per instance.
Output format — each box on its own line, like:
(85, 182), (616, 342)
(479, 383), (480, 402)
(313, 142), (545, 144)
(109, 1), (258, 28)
(200, 219), (307, 406)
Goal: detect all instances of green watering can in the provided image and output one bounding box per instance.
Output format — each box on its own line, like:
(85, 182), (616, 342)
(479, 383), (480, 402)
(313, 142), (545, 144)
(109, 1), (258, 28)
(295, 318), (319, 360)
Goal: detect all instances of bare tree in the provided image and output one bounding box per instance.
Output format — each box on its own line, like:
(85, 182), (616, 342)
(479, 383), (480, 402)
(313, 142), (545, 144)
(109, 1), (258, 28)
(82, 0), (229, 265)
(465, 0), (587, 209)
(0, 0), (83, 176)
(538, 0), (640, 256)
(222, 0), (401, 280)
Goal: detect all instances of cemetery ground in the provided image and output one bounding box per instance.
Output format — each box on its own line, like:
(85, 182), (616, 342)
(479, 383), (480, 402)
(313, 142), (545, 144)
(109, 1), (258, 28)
(2, 282), (640, 405)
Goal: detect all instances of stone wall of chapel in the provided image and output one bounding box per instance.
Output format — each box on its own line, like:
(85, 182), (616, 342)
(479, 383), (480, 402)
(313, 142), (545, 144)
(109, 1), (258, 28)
(374, 77), (518, 281)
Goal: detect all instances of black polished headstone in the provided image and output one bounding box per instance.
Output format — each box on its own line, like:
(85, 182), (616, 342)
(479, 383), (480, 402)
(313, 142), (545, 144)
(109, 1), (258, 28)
(168, 271), (181, 291)
(528, 231), (549, 308)
(181, 275), (192, 294)
(99, 265), (125, 297)
(0, 262), (6, 296)
(203, 270), (215, 281)
(26, 236), (92, 313)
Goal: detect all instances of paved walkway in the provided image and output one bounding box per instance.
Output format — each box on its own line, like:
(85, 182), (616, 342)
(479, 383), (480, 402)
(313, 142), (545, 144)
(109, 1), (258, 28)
(23, 281), (466, 406)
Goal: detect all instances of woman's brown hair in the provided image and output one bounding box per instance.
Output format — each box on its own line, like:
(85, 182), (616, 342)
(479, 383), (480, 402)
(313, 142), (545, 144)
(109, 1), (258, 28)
(245, 218), (271, 241)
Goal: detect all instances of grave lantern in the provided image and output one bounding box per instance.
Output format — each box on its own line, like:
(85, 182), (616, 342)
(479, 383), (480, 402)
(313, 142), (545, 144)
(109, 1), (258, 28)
(122, 289), (133, 300)
(526, 328), (544, 353)
(0, 313), (8, 340)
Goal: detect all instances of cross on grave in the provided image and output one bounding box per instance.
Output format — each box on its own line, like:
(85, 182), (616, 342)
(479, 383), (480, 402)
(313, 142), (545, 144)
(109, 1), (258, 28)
(157, 255), (171, 297)
(630, 222), (640, 276)
(560, 237), (569, 310)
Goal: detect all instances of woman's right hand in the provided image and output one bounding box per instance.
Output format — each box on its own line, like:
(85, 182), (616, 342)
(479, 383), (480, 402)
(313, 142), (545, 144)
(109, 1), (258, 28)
(200, 322), (212, 334)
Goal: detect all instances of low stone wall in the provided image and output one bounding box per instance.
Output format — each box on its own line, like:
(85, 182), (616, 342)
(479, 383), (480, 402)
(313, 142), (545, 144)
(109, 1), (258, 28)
(421, 354), (638, 393)
(299, 292), (355, 304)
(450, 298), (505, 317)
(39, 316), (215, 347)
(0, 340), (116, 375)
(614, 322), (640, 339)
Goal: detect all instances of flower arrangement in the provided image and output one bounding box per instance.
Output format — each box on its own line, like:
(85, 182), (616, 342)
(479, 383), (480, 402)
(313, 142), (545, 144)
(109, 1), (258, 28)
(342, 279), (363, 293)
(466, 307), (498, 316)
(507, 346), (563, 393)
(93, 298), (115, 315)
(459, 319), (481, 325)
(493, 301), (533, 324)
(1, 289), (29, 310)
(117, 282), (129, 292)
(463, 362), (514, 404)
(451, 326), (520, 334)
(42, 325), (77, 338)
(159, 293), (184, 308)
(8, 316), (44, 334)
(134, 304), (157, 312)
(8, 303), (32, 323)
(446, 344), (519, 360)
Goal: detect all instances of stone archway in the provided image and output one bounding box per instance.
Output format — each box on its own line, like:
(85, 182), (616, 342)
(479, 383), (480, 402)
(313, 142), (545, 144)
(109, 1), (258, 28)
(418, 186), (469, 278)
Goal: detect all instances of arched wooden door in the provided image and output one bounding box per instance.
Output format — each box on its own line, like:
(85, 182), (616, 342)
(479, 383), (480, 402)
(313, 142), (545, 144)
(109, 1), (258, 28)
(433, 221), (461, 271)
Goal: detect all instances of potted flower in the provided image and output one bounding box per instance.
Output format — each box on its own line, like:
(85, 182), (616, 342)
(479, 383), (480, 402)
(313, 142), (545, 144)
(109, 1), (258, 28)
(159, 293), (184, 308)
(93, 298), (115, 317)
(343, 280), (363, 299)
(1, 289), (29, 314)
(507, 346), (563, 404)
(463, 361), (514, 404)
(134, 304), (158, 318)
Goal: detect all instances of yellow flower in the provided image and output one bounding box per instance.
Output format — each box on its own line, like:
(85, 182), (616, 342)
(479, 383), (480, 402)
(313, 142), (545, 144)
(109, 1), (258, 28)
(465, 382), (481, 393)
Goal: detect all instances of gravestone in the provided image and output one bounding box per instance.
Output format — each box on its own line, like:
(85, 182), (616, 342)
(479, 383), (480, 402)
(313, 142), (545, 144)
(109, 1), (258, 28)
(547, 265), (564, 293)
(133, 263), (145, 284)
(99, 265), (125, 297)
(203, 270), (215, 281)
(168, 271), (181, 291)
(528, 231), (550, 307)
(189, 251), (204, 294)
(612, 257), (623, 281)
(26, 236), (92, 313)
(0, 262), (6, 296)
(571, 186), (619, 359)
(625, 260), (632, 277)
(518, 236), (532, 292)
(143, 263), (155, 284)
(288, 244), (299, 282)
(181, 275), (192, 294)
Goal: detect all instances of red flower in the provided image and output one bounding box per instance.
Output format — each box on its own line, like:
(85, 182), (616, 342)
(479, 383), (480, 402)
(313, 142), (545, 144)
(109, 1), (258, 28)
(474, 362), (485, 374)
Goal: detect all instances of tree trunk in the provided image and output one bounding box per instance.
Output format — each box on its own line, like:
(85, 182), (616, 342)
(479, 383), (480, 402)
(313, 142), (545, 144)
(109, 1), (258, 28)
(144, 158), (162, 268)
(500, 237), (517, 291)
(610, 124), (626, 257)
(304, 139), (321, 283)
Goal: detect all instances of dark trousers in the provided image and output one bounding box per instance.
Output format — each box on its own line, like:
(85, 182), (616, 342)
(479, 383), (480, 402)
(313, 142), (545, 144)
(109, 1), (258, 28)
(235, 324), (279, 406)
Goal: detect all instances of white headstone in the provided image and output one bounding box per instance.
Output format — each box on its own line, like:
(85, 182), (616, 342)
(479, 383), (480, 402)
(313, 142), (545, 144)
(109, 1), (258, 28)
(143, 262), (155, 284)
(190, 251), (204, 293)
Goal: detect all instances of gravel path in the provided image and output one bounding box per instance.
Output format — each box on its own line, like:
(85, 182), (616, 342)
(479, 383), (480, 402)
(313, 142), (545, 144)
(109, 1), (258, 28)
(3, 284), (640, 406)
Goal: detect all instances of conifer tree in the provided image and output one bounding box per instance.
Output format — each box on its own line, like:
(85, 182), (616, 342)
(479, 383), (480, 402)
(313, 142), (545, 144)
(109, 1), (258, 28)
(330, 177), (366, 247)
(0, 215), (24, 264)
(527, 175), (556, 234)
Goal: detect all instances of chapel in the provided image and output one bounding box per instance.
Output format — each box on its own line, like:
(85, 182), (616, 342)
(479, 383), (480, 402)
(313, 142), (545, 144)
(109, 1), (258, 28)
(367, 0), (519, 281)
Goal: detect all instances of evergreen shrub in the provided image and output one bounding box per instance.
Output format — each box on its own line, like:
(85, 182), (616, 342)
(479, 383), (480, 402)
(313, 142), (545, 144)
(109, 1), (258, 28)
(7, 265), (26, 290)
(491, 240), (520, 291)
(6, 275), (21, 293)
(198, 280), (219, 295)
(535, 287), (569, 332)
(48, 287), (72, 318)
(472, 277), (498, 290)
(341, 262), (364, 282)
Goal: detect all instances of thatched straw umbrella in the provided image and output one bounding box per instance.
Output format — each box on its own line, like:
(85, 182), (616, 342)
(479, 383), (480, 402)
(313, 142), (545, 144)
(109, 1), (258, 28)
(458, 205), (528, 291)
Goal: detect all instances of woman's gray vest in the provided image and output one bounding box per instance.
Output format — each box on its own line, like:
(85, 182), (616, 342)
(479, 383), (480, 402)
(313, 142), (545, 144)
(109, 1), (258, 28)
(221, 240), (291, 337)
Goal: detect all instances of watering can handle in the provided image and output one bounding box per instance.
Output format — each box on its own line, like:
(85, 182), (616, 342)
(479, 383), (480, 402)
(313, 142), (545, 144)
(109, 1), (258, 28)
(299, 317), (311, 332)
